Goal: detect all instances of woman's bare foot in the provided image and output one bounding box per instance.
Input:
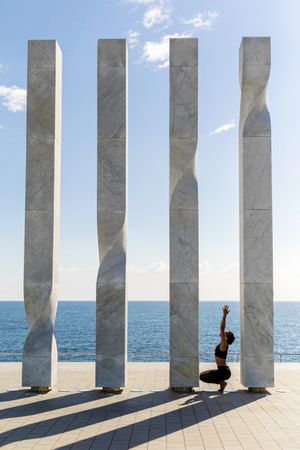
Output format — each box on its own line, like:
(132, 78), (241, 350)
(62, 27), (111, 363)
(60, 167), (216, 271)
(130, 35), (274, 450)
(218, 381), (227, 393)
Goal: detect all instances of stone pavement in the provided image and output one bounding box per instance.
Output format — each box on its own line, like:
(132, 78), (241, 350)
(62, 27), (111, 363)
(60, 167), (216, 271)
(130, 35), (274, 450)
(0, 362), (299, 449)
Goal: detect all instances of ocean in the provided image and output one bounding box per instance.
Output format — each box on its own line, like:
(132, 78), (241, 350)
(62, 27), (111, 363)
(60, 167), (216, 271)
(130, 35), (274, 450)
(0, 301), (299, 362)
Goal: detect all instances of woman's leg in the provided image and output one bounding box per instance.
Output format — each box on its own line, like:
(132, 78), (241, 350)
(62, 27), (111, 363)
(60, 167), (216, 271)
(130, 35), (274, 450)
(200, 366), (232, 388)
(219, 381), (227, 392)
(218, 366), (231, 393)
(200, 369), (220, 384)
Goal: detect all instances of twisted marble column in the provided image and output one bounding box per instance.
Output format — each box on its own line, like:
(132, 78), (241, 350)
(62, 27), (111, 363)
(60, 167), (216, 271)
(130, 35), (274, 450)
(239, 37), (274, 389)
(169, 38), (199, 389)
(22, 41), (62, 390)
(96, 40), (127, 389)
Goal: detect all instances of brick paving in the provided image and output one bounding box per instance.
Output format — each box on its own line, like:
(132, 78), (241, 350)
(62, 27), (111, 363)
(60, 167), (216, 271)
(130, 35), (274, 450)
(0, 362), (299, 449)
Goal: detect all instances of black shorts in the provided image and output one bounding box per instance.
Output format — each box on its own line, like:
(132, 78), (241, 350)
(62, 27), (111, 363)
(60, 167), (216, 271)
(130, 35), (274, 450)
(199, 365), (231, 384)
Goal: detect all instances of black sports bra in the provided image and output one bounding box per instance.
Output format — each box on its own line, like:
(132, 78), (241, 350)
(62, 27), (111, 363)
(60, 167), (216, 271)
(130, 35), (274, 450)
(215, 343), (228, 359)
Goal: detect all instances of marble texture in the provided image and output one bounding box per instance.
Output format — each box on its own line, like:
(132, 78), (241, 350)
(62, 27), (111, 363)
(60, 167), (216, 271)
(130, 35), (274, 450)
(239, 37), (274, 388)
(96, 40), (127, 388)
(240, 137), (272, 210)
(98, 69), (126, 138)
(170, 283), (198, 357)
(169, 39), (198, 67)
(240, 209), (273, 284)
(170, 67), (198, 139)
(170, 210), (198, 282)
(23, 41), (62, 388)
(169, 38), (199, 388)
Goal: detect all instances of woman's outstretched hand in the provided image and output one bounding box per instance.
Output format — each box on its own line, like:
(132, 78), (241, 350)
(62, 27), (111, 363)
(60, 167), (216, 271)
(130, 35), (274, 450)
(223, 305), (230, 316)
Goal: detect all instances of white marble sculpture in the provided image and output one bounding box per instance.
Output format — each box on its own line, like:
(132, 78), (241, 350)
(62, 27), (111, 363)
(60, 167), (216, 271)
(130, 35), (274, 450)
(169, 38), (199, 389)
(239, 37), (274, 389)
(22, 41), (62, 390)
(96, 39), (128, 389)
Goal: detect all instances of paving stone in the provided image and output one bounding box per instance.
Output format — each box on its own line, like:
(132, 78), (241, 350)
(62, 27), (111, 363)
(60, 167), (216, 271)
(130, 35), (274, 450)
(0, 363), (299, 449)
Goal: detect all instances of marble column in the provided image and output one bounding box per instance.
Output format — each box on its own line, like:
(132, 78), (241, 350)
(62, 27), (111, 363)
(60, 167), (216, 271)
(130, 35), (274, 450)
(169, 38), (199, 389)
(22, 40), (62, 390)
(239, 37), (274, 389)
(96, 39), (127, 390)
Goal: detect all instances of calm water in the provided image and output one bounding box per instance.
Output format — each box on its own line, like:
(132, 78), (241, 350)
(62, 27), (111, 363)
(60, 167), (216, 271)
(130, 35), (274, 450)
(0, 301), (299, 362)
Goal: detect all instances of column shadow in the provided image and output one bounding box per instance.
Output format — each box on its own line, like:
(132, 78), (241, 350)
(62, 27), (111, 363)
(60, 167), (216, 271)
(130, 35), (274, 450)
(0, 390), (102, 418)
(0, 388), (270, 448)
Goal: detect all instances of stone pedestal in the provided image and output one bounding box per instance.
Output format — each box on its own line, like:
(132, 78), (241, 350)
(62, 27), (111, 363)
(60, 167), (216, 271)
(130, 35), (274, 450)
(169, 38), (199, 388)
(239, 37), (274, 388)
(96, 40), (127, 389)
(22, 40), (62, 389)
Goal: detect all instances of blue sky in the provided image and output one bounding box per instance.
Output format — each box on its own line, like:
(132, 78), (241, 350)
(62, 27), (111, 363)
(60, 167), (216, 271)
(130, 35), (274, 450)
(0, 0), (299, 300)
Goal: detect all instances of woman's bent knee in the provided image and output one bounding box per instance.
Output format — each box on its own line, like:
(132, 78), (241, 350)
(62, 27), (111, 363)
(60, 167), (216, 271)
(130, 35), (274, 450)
(200, 370), (211, 382)
(199, 370), (209, 382)
(200, 369), (219, 384)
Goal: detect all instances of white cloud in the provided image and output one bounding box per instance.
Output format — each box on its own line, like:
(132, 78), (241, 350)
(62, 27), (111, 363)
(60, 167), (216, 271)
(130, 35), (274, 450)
(59, 266), (94, 273)
(210, 119), (236, 135)
(0, 84), (27, 112)
(180, 10), (218, 30)
(127, 30), (140, 48)
(125, 0), (155, 4)
(221, 263), (238, 274)
(128, 261), (168, 274)
(199, 261), (213, 273)
(148, 261), (168, 273)
(127, 264), (145, 274)
(0, 124), (3, 130)
(143, 33), (192, 69)
(274, 265), (300, 276)
(143, 5), (170, 29)
(0, 64), (7, 74)
(158, 60), (169, 69)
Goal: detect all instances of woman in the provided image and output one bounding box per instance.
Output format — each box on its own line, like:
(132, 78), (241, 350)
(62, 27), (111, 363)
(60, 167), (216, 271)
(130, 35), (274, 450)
(200, 305), (235, 393)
